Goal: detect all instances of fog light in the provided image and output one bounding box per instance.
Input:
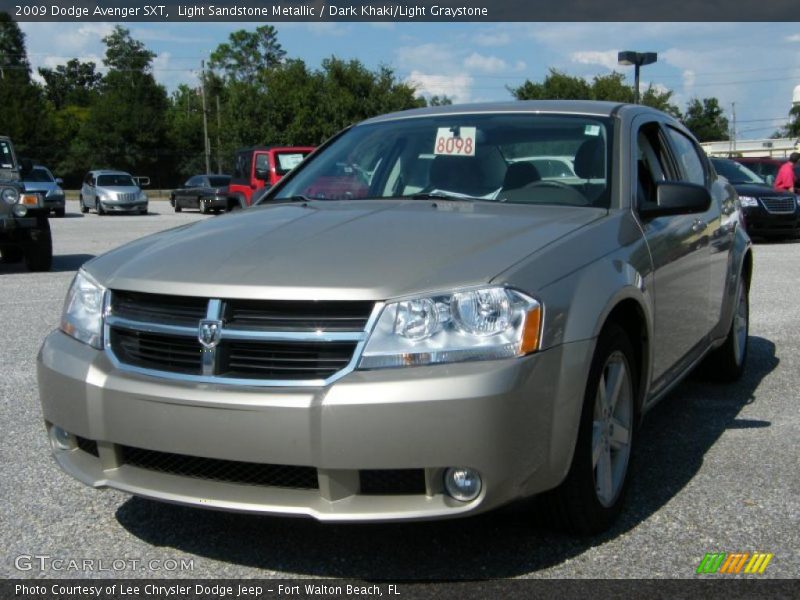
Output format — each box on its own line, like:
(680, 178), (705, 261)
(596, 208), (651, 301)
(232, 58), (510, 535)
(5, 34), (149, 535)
(50, 426), (75, 451)
(12, 203), (28, 217)
(444, 467), (482, 502)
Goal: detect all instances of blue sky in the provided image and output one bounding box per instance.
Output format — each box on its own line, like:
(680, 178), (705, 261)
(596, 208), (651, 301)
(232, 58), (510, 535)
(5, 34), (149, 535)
(19, 21), (800, 140)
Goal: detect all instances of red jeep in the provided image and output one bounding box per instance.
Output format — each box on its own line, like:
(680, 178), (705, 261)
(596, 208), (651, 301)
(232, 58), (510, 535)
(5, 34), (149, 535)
(229, 146), (315, 207)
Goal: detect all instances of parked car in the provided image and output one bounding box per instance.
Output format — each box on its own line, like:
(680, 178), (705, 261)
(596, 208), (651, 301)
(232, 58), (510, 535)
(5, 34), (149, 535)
(170, 174), (232, 214)
(38, 101), (752, 534)
(79, 170), (148, 215)
(732, 156), (784, 187)
(710, 157), (800, 238)
(229, 146), (314, 207)
(0, 137), (52, 271)
(22, 165), (65, 218)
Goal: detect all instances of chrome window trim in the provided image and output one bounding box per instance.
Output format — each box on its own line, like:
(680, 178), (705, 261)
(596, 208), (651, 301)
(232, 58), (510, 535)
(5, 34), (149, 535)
(103, 293), (384, 388)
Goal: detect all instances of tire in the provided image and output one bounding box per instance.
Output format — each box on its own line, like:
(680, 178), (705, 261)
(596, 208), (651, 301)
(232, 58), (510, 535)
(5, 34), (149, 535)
(200, 198), (209, 214)
(699, 277), (749, 382)
(139, 207), (148, 215)
(55, 208), (65, 218)
(80, 196), (88, 214)
(543, 323), (637, 535)
(1, 246), (24, 263)
(96, 200), (105, 215)
(24, 217), (53, 272)
(174, 197), (182, 213)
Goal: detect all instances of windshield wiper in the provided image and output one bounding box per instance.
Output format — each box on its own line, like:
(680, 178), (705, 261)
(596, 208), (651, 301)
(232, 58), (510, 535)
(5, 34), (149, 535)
(407, 192), (480, 202)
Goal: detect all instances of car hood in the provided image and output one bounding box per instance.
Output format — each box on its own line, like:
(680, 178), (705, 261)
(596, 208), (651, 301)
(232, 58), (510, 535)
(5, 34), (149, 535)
(86, 200), (606, 300)
(23, 181), (59, 193)
(732, 183), (794, 197)
(97, 186), (141, 194)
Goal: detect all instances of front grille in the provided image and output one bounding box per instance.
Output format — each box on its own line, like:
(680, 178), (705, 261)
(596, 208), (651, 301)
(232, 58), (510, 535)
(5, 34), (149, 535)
(225, 299), (374, 332)
(116, 192), (138, 202)
(222, 340), (357, 380)
(760, 196), (796, 214)
(111, 328), (203, 374)
(360, 469), (427, 495)
(121, 446), (319, 489)
(106, 290), (374, 384)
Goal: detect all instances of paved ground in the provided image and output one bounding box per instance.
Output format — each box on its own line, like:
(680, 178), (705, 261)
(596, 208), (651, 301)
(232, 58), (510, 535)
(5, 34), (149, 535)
(1, 200), (798, 580)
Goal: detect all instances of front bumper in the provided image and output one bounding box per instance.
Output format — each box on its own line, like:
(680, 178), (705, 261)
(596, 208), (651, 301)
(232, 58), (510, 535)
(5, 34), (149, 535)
(43, 194), (65, 210)
(101, 200), (148, 213)
(38, 330), (592, 522)
(742, 206), (800, 236)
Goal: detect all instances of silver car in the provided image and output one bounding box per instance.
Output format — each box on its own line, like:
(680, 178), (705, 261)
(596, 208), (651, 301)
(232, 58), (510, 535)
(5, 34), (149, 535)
(79, 170), (148, 215)
(22, 165), (65, 218)
(38, 101), (751, 533)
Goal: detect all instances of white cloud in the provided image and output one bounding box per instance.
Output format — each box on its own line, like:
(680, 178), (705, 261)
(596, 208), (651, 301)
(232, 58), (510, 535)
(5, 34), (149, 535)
(785, 34), (800, 42)
(406, 71), (473, 103)
(475, 32), (511, 47)
(570, 50), (621, 72)
(463, 53), (507, 73)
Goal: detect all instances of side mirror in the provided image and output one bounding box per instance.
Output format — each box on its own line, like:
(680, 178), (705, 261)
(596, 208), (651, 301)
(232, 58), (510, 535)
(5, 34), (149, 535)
(255, 169), (269, 181)
(56, 178), (64, 185)
(640, 182), (711, 218)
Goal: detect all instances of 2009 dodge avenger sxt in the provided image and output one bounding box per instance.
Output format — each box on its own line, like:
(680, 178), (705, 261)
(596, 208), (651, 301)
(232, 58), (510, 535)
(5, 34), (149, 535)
(38, 101), (751, 533)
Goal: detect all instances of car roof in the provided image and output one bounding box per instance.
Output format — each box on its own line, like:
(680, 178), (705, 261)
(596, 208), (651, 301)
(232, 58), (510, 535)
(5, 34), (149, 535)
(90, 170), (133, 176)
(359, 100), (640, 126)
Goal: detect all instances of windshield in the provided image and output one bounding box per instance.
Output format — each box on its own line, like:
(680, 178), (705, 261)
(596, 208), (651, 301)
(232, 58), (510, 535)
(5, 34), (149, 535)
(26, 167), (54, 183)
(208, 176), (231, 187)
(273, 114), (612, 208)
(97, 174), (136, 187)
(712, 159), (765, 185)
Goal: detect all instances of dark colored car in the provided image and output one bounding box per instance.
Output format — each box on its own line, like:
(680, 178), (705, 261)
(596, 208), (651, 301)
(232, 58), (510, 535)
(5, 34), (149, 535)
(171, 174), (232, 214)
(22, 165), (65, 218)
(229, 146), (314, 207)
(732, 156), (800, 188)
(711, 157), (800, 238)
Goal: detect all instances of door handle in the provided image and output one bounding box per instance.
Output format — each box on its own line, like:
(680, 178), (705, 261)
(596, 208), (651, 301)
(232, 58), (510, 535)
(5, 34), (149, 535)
(691, 219), (708, 233)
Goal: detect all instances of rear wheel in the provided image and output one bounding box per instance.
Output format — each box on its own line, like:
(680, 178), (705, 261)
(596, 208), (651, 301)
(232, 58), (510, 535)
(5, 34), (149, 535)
(173, 196), (182, 213)
(80, 196), (88, 214)
(699, 277), (748, 382)
(1, 246), (23, 263)
(543, 323), (637, 534)
(24, 217), (53, 272)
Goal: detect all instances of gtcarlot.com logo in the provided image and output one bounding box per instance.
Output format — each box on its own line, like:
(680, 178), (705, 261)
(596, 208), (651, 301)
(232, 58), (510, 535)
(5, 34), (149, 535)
(14, 554), (194, 572)
(696, 552), (773, 575)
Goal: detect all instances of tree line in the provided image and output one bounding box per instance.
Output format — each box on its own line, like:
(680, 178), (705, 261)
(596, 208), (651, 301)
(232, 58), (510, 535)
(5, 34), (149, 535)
(2, 14), (797, 188)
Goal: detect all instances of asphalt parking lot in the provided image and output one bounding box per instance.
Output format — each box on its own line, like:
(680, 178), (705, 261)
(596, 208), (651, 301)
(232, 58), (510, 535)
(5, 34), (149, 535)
(1, 200), (798, 580)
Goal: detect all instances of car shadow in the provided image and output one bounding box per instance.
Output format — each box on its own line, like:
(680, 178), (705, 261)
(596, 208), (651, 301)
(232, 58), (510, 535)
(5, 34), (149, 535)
(115, 336), (778, 579)
(51, 254), (96, 272)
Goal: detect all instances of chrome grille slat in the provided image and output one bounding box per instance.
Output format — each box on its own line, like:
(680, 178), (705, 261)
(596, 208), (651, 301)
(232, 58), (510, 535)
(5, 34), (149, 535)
(105, 290), (380, 386)
(760, 196), (796, 214)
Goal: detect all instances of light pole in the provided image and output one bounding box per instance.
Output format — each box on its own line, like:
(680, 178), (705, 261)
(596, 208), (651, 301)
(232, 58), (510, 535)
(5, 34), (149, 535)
(618, 51), (657, 104)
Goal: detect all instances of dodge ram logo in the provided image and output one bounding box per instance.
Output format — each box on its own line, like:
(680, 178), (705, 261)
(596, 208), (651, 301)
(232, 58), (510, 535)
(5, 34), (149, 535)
(198, 319), (222, 349)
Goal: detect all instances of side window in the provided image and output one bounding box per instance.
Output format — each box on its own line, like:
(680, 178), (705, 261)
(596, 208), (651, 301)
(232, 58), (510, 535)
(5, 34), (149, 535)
(636, 123), (671, 208)
(255, 154), (270, 173)
(664, 127), (706, 186)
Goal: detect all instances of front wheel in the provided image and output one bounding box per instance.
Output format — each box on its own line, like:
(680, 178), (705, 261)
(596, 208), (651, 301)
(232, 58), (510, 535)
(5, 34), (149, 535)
(95, 200), (105, 215)
(80, 196), (88, 214)
(54, 208), (65, 218)
(543, 323), (637, 534)
(24, 217), (53, 272)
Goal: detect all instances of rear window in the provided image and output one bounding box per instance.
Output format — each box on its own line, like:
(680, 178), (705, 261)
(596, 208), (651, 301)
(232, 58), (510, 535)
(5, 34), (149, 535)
(208, 176), (230, 187)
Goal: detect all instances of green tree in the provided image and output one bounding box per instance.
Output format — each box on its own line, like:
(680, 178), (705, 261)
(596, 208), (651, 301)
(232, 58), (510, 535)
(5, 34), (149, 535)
(209, 25), (286, 82)
(165, 84), (207, 177)
(102, 25), (156, 72)
(428, 95), (453, 106)
(510, 69), (591, 100)
(0, 13), (55, 164)
(682, 97), (729, 142)
(38, 59), (102, 109)
(775, 105), (800, 138)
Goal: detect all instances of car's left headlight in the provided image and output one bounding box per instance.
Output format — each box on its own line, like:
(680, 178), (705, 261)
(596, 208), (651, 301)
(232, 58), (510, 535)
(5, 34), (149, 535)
(738, 195), (759, 207)
(60, 270), (106, 349)
(359, 287), (542, 369)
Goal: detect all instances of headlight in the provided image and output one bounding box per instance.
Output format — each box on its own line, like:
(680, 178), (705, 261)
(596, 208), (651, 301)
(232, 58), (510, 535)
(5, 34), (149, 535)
(1, 187), (19, 204)
(60, 270), (106, 349)
(359, 287), (542, 369)
(97, 192), (109, 201)
(738, 195), (759, 207)
(47, 187), (63, 197)
(138, 191), (148, 201)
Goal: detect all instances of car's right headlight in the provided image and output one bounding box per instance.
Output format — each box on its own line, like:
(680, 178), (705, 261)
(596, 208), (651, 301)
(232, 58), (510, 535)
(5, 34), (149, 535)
(60, 270), (106, 349)
(359, 286), (542, 369)
(738, 195), (759, 207)
(1, 187), (19, 204)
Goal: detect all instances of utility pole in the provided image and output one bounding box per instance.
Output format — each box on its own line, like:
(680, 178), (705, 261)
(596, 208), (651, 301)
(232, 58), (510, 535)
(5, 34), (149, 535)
(200, 60), (211, 175)
(216, 95), (222, 174)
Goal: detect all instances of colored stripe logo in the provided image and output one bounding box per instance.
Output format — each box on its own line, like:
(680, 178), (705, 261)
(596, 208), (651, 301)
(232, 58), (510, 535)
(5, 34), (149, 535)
(697, 552), (773, 574)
